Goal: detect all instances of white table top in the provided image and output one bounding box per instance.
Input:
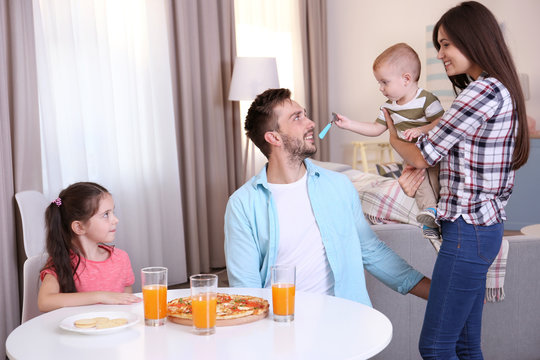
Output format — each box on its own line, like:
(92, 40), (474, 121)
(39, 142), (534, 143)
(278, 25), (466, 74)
(6, 288), (392, 360)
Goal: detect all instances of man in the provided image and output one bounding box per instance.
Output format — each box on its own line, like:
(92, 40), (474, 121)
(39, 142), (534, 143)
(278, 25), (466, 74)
(224, 88), (429, 306)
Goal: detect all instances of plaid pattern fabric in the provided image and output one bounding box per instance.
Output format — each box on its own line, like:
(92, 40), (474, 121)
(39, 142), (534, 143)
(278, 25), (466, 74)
(343, 167), (508, 302)
(417, 73), (516, 226)
(376, 163), (403, 179)
(342, 169), (419, 225)
(485, 238), (509, 302)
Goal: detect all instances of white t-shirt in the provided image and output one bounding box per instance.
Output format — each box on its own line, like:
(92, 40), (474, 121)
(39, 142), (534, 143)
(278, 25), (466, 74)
(267, 172), (334, 295)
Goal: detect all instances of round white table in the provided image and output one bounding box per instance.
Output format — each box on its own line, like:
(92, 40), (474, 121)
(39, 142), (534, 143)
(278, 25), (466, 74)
(6, 288), (392, 360)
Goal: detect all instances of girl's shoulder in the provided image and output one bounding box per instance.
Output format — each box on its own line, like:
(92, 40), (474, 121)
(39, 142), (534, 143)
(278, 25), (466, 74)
(107, 245), (132, 262)
(97, 244), (130, 259)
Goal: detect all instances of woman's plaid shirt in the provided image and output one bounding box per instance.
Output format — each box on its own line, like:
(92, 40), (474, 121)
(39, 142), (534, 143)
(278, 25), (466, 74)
(417, 73), (516, 226)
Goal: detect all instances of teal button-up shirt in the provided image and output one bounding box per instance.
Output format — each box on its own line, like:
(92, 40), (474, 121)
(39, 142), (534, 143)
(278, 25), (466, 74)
(224, 159), (424, 306)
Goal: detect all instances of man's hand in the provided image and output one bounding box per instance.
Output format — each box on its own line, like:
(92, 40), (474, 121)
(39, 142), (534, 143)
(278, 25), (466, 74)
(398, 165), (425, 197)
(409, 276), (431, 300)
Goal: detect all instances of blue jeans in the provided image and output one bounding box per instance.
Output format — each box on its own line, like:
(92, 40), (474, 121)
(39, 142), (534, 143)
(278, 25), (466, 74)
(419, 216), (503, 359)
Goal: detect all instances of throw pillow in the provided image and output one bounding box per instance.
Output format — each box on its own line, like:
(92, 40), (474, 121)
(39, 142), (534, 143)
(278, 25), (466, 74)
(376, 163), (403, 179)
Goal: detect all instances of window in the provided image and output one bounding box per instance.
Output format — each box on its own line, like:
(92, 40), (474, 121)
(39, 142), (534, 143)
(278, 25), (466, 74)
(234, 0), (305, 176)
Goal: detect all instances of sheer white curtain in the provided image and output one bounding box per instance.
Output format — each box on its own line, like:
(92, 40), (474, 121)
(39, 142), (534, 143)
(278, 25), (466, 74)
(234, 0), (305, 178)
(32, 0), (186, 288)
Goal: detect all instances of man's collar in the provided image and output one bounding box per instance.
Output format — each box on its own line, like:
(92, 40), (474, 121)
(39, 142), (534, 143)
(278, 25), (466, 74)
(252, 158), (320, 189)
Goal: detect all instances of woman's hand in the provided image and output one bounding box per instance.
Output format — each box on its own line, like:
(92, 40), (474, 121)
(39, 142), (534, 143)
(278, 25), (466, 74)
(383, 108), (398, 138)
(398, 165), (425, 197)
(384, 108), (430, 169)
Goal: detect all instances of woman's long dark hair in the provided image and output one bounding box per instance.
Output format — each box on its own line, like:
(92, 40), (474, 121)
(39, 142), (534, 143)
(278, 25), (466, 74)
(433, 1), (529, 169)
(43, 182), (109, 293)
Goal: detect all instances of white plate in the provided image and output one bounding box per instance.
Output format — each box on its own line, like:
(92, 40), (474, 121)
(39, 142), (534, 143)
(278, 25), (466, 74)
(59, 311), (139, 335)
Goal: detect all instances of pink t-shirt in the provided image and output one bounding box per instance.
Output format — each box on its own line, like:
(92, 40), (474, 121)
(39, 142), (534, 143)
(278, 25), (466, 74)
(40, 245), (135, 292)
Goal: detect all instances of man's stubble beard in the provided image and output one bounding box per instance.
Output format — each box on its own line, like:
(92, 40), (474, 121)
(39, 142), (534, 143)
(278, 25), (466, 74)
(280, 133), (317, 164)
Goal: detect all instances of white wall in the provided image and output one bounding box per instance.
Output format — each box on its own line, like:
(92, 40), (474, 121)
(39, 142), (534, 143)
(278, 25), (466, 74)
(327, 0), (540, 165)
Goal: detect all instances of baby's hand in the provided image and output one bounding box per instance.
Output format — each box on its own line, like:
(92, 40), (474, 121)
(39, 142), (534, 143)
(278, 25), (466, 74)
(100, 292), (143, 305)
(332, 113), (351, 129)
(403, 128), (424, 141)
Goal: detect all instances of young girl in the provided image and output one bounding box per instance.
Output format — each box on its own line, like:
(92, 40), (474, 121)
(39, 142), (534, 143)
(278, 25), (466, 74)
(38, 182), (141, 312)
(385, 2), (529, 358)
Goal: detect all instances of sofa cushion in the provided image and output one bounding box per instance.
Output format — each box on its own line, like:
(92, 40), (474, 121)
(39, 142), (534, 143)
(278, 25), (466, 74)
(376, 162), (403, 179)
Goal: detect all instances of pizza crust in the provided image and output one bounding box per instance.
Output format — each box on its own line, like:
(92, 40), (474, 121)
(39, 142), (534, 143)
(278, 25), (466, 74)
(168, 310), (268, 327)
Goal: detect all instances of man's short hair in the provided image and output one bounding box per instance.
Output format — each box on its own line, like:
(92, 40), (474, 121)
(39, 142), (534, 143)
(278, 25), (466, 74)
(373, 43), (421, 82)
(245, 88), (292, 158)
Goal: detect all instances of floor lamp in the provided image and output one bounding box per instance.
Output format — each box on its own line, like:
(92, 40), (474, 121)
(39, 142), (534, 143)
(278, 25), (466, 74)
(228, 57), (279, 180)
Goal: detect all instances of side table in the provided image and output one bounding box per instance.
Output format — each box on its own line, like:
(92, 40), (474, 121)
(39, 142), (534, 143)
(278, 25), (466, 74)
(520, 224), (540, 237)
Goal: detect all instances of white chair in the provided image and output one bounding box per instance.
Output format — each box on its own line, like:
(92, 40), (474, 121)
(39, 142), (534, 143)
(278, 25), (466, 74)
(15, 190), (49, 258)
(22, 253), (48, 322)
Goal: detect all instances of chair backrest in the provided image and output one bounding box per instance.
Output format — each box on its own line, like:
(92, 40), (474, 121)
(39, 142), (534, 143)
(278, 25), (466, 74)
(22, 253), (48, 323)
(15, 191), (49, 258)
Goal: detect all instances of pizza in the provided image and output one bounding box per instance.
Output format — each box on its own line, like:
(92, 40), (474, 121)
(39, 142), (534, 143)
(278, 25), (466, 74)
(168, 293), (269, 326)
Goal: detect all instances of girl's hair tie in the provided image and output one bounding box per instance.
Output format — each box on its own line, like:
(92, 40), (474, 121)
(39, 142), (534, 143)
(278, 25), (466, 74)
(52, 197), (62, 207)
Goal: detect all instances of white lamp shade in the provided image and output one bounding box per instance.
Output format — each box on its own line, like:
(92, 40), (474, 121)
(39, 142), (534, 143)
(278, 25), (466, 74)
(228, 57), (279, 101)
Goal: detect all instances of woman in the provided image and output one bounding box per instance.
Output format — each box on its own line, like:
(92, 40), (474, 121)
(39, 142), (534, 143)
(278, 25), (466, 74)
(385, 2), (529, 359)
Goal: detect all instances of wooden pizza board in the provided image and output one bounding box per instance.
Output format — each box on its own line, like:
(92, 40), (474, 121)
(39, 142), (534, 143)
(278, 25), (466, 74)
(168, 309), (268, 327)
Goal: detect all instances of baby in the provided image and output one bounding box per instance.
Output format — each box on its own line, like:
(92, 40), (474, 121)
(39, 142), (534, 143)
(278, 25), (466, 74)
(334, 43), (444, 240)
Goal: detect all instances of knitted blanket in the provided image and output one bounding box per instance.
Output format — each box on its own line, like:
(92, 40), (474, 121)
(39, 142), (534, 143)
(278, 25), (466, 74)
(342, 169), (419, 226)
(486, 238), (509, 302)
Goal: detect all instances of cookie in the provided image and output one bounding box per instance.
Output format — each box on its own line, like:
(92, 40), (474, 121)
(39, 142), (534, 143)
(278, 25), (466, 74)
(110, 318), (128, 326)
(74, 318), (97, 328)
(93, 317), (110, 324)
(95, 317), (128, 329)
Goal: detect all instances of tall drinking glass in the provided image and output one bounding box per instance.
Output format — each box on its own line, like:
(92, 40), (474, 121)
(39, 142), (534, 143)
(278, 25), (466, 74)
(141, 267), (168, 326)
(271, 265), (296, 322)
(190, 274), (218, 335)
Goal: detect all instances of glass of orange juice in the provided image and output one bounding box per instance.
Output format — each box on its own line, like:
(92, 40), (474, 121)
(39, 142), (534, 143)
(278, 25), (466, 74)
(141, 267), (168, 326)
(271, 265), (296, 322)
(190, 274), (218, 335)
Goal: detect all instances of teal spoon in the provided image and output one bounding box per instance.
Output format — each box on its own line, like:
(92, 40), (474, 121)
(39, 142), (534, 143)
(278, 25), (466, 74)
(319, 112), (337, 139)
